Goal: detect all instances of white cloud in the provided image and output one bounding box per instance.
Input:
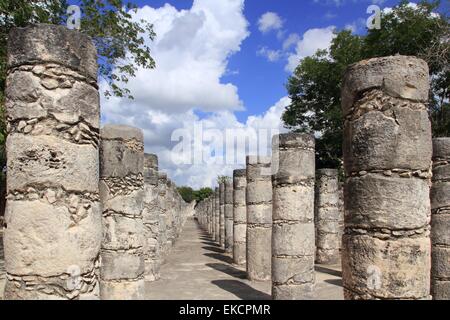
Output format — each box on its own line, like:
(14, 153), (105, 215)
(258, 12), (284, 33)
(100, 0), (291, 189)
(285, 26), (336, 72)
(257, 46), (282, 62)
(104, 0), (249, 116)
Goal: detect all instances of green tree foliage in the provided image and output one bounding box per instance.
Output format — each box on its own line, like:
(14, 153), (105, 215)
(177, 186), (213, 203)
(194, 187), (213, 203)
(283, 0), (449, 168)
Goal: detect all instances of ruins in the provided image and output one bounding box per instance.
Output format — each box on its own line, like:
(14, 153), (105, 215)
(0, 24), (448, 301)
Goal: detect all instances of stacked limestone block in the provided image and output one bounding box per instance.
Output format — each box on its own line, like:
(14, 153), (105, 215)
(246, 156), (272, 281)
(233, 169), (247, 266)
(214, 188), (220, 242)
(165, 180), (175, 252)
(211, 193), (216, 240)
(4, 24), (102, 300)
(431, 138), (450, 300)
(219, 182), (226, 248)
(315, 169), (342, 264)
(225, 180), (234, 253)
(341, 56), (432, 300)
(157, 173), (168, 261)
(99, 125), (145, 300)
(272, 133), (316, 299)
(142, 154), (160, 281)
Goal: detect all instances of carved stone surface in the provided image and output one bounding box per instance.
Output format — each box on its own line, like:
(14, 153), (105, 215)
(99, 125), (145, 300)
(341, 56), (431, 300)
(431, 138), (450, 300)
(246, 156), (272, 281)
(272, 133), (316, 299)
(219, 182), (226, 248)
(3, 24), (101, 300)
(143, 154), (160, 281)
(315, 169), (343, 264)
(233, 169), (247, 266)
(224, 179), (234, 253)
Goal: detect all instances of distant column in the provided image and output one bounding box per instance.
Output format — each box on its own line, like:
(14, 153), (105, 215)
(225, 179), (234, 253)
(341, 56), (432, 299)
(315, 169), (342, 265)
(431, 138), (450, 300)
(214, 187), (220, 242)
(246, 156), (272, 281)
(233, 169), (247, 266)
(272, 133), (316, 299)
(99, 125), (145, 300)
(219, 182), (226, 248)
(142, 154), (160, 281)
(157, 173), (168, 263)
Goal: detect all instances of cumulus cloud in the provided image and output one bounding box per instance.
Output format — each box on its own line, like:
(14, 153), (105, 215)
(257, 46), (282, 62)
(285, 26), (336, 72)
(100, 0), (291, 189)
(258, 12), (284, 33)
(103, 0), (249, 117)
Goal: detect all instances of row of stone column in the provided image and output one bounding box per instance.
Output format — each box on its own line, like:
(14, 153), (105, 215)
(197, 56), (448, 300)
(2, 24), (190, 300)
(195, 137), (344, 299)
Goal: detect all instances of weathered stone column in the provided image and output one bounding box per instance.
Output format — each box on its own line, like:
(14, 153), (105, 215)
(341, 56), (432, 300)
(225, 179), (234, 253)
(4, 24), (101, 300)
(211, 193), (216, 240)
(142, 154), (160, 281)
(165, 179), (175, 252)
(99, 125), (145, 300)
(214, 187), (220, 242)
(219, 182), (226, 248)
(431, 138), (450, 300)
(157, 173), (168, 261)
(233, 169), (247, 266)
(315, 169), (342, 265)
(272, 134), (315, 299)
(246, 156), (272, 281)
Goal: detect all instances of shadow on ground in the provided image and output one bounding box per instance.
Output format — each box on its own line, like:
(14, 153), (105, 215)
(206, 263), (247, 279)
(315, 265), (342, 277)
(211, 280), (271, 300)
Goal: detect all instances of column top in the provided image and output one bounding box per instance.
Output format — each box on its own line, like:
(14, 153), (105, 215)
(274, 133), (315, 149)
(233, 169), (246, 178)
(316, 168), (339, 177)
(433, 137), (450, 159)
(341, 55), (429, 114)
(101, 124), (144, 142)
(8, 24), (97, 80)
(144, 153), (158, 170)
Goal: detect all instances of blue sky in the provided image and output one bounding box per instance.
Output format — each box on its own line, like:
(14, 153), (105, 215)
(94, 0), (444, 188)
(128, 0), (404, 123)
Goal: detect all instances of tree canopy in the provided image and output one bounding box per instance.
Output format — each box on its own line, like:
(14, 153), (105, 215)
(177, 186), (214, 203)
(283, 0), (449, 168)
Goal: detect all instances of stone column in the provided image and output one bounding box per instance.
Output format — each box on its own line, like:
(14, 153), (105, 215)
(246, 156), (272, 281)
(341, 56), (432, 300)
(219, 182), (226, 248)
(165, 180), (175, 252)
(157, 173), (168, 261)
(4, 24), (101, 300)
(214, 188), (220, 242)
(99, 125), (145, 300)
(225, 179), (234, 253)
(315, 169), (342, 265)
(211, 193), (216, 240)
(272, 133), (316, 299)
(431, 138), (450, 300)
(142, 154), (160, 281)
(233, 169), (247, 266)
